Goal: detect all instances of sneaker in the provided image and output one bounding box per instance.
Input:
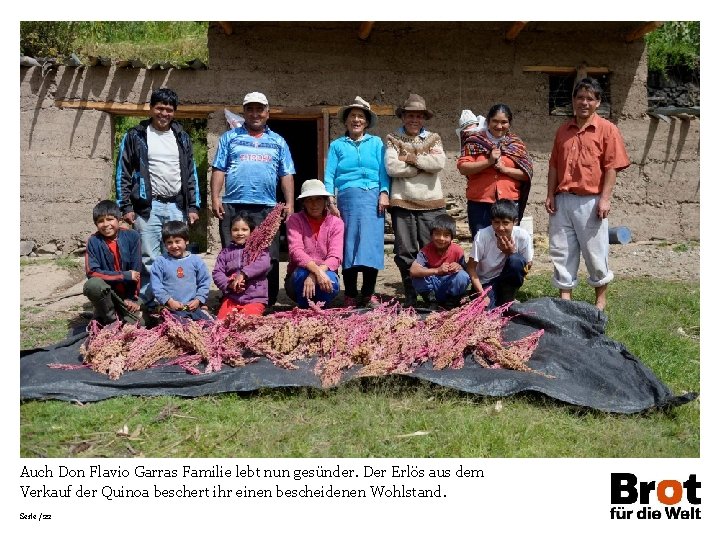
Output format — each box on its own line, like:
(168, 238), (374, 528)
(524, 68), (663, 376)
(343, 296), (358, 308)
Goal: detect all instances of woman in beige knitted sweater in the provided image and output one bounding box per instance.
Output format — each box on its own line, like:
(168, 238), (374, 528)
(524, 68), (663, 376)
(385, 93), (448, 307)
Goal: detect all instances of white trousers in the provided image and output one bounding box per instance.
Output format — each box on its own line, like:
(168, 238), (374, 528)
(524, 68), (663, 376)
(549, 193), (613, 289)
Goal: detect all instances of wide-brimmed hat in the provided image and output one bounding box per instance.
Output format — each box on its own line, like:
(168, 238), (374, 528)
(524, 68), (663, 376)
(243, 91), (268, 106)
(297, 179), (333, 199)
(338, 96), (377, 129)
(395, 93), (434, 119)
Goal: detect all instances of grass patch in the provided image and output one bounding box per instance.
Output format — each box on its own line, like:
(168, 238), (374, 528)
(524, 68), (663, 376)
(21, 256), (82, 269)
(21, 22), (208, 65)
(20, 276), (700, 458)
(82, 36), (207, 66)
(55, 256), (82, 270)
(20, 385), (699, 458)
(645, 21), (699, 74)
(20, 317), (73, 350)
(672, 241), (699, 253)
(20, 257), (52, 267)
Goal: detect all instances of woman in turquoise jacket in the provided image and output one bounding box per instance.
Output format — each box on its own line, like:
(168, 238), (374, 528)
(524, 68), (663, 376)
(324, 96), (390, 307)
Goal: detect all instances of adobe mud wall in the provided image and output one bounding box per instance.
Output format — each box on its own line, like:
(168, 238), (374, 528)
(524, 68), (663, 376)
(19, 21), (699, 253)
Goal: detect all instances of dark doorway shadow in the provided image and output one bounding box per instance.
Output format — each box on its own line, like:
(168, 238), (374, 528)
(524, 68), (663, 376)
(268, 119), (320, 256)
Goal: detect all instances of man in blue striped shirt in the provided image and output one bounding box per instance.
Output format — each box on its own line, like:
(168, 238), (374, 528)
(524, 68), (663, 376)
(210, 91), (296, 305)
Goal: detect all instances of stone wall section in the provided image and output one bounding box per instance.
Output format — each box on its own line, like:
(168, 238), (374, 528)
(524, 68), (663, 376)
(19, 21), (699, 254)
(20, 94), (114, 252)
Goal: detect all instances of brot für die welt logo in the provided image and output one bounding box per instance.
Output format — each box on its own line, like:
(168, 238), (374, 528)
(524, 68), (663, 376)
(610, 473), (701, 520)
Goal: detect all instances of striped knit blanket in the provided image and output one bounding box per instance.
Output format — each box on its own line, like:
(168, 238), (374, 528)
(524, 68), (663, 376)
(460, 130), (533, 180)
(460, 130), (534, 220)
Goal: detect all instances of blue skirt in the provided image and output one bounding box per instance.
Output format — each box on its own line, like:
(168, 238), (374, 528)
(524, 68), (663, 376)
(337, 187), (385, 270)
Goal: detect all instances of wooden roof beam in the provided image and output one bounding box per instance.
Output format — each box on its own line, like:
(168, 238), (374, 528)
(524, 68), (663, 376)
(218, 22), (233, 35)
(358, 22), (374, 40)
(625, 22), (663, 42)
(54, 100), (396, 119)
(505, 22), (527, 41)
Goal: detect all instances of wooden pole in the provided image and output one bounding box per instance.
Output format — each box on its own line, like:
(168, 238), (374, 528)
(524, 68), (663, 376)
(358, 22), (375, 40)
(505, 22), (527, 41)
(523, 66), (610, 74)
(625, 22), (663, 42)
(218, 22), (234, 35)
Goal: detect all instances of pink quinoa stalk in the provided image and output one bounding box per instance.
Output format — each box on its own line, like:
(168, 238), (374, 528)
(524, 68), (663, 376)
(47, 363), (89, 370)
(79, 320), (130, 376)
(162, 354), (204, 375)
(126, 332), (182, 372)
(71, 287), (545, 382)
(242, 203), (285, 265)
(159, 310), (211, 362)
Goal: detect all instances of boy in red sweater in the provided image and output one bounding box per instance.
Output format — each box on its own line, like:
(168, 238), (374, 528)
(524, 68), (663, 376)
(83, 200), (143, 325)
(409, 214), (470, 308)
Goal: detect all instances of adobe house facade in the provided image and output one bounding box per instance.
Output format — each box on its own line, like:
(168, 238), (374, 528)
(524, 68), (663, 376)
(19, 21), (699, 254)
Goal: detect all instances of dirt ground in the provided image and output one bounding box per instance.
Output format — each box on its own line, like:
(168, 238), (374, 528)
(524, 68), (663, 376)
(20, 238), (700, 331)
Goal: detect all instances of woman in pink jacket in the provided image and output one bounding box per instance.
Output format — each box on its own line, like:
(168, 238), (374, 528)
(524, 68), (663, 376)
(284, 179), (345, 308)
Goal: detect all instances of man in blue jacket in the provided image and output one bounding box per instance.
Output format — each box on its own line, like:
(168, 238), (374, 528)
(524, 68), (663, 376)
(115, 88), (201, 293)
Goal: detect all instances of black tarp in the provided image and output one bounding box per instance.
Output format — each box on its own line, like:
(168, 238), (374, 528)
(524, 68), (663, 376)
(20, 297), (696, 413)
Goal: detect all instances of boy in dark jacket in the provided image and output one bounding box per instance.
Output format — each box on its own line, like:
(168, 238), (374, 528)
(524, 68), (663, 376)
(83, 200), (143, 325)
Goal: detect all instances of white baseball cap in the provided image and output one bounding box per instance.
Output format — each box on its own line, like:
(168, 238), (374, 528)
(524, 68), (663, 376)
(243, 91), (269, 106)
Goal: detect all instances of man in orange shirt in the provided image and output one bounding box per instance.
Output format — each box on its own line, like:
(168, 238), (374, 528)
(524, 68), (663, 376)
(545, 78), (630, 310)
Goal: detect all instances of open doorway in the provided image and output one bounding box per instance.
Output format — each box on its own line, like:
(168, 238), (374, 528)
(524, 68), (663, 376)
(268, 118), (320, 198)
(267, 118), (322, 256)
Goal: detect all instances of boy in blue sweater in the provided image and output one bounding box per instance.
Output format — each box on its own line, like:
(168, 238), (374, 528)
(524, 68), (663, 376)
(150, 221), (212, 320)
(83, 200), (144, 325)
